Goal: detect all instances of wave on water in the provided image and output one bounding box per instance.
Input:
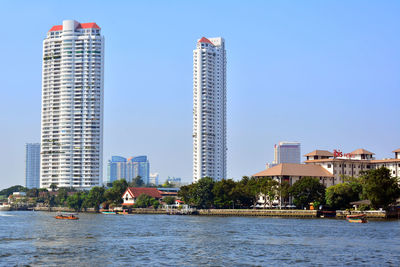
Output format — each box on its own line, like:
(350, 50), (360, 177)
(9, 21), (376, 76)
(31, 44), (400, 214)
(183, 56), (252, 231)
(0, 213), (13, 217)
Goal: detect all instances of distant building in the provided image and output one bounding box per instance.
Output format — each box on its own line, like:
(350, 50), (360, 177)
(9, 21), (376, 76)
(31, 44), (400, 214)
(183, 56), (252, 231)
(107, 156), (127, 183)
(25, 143), (40, 189)
(149, 173), (159, 186)
(127, 156), (150, 184)
(274, 142), (301, 164)
(167, 177), (182, 187)
(107, 155), (150, 184)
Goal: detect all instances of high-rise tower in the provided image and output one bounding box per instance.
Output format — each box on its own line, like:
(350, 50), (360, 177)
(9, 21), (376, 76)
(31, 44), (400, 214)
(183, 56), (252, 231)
(193, 37), (227, 182)
(25, 143), (40, 189)
(40, 20), (104, 189)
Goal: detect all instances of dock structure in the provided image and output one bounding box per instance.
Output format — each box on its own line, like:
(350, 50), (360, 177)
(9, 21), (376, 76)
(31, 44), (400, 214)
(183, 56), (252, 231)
(197, 209), (318, 217)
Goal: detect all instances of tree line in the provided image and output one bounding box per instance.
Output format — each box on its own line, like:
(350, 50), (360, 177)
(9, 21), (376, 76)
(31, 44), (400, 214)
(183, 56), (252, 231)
(178, 167), (400, 210)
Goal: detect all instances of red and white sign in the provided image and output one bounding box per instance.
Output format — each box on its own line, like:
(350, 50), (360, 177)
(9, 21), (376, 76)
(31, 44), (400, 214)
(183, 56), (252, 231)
(333, 149), (355, 158)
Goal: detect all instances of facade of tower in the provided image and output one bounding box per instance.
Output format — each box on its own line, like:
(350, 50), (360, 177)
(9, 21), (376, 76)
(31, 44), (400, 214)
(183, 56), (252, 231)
(193, 37), (227, 182)
(25, 143), (41, 189)
(275, 141), (301, 164)
(40, 20), (104, 189)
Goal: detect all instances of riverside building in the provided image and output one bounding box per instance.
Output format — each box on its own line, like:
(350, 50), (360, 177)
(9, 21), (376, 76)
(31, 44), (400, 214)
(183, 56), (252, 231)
(25, 143), (41, 189)
(193, 37), (227, 182)
(40, 20), (104, 189)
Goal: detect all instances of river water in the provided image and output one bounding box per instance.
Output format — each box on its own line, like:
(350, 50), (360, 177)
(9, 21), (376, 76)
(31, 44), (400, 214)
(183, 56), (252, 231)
(0, 211), (399, 266)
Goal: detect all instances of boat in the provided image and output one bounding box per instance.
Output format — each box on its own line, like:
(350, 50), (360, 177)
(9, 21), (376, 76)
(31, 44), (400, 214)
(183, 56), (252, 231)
(54, 213), (79, 220)
(101, 211), (117, 214)
(346, 214), (367, 223)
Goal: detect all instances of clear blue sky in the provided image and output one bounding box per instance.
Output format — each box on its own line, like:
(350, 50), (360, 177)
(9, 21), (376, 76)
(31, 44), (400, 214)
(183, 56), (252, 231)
(0, 0), (399, 189)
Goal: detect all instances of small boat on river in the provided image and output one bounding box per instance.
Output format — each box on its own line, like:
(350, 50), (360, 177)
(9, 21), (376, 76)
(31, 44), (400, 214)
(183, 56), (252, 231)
(101, 211), (117, 214)
(55, 213), (79, 220)
(346, 214), (367, 223)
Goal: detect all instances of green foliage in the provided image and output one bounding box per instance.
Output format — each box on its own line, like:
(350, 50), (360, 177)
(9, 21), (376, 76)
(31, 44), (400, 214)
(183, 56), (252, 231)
(360, 167), (400, 209)
(129, 176), (144, 187)
(289, 177), (326, 209)
(212, 179), (237, 208)
(105, 179), (128, 205)
(55, 188), (68, 206)
(135, 194), (159, 208)
(26, 188), (39, 198)
(192, 177), (215, 208)
(163, 196), (176, 205)
(0, 185), (27, 197)
(85, 186), (106, 212)
(258, 177), (279, 207)
(325, 181), (362, 210)
(66, 192), (86, 211)
(49, 183), (58, 191)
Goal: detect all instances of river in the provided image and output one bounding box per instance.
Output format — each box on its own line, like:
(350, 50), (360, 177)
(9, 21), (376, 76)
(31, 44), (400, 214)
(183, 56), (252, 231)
(0, 211), (399, 266)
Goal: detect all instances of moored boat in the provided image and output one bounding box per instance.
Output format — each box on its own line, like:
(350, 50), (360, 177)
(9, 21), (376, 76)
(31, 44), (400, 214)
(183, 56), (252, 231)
(101, 211), (117, 214)
(346, 214), (367, 223)
(55, 213), (79, 220)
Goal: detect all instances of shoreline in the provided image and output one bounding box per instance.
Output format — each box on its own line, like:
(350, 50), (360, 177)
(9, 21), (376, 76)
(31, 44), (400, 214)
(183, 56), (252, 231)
(26, 207), (399, 219)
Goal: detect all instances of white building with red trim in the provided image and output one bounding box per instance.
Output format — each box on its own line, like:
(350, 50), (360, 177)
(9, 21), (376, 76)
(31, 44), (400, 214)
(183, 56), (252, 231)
(122, 188), (162, 206)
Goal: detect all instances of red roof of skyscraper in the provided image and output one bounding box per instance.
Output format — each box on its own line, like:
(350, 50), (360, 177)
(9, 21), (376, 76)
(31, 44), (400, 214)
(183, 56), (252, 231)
(198, 37), (214, 45)
(48, 22), (100, 32)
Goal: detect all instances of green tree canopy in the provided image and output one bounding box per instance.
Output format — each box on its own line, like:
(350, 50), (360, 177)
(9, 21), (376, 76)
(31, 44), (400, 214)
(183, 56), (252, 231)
(289, 177), (326, 209)
(163, 196), (176, 205)
(0, 185), (27, 197)
(105, 179), (128, 204)
(66, 192), (86, 211)
(49, 183), (58, 191)
(325, 181), (362, 210)
(135, 193), (157, 208)
(130, 176), (144, 187)
(55, 188), (68, 206)
(360, 167), (400, 209)
(192, 177), (215, 208)
(85, 186), (106, 212)
(212, 179), (237, 209)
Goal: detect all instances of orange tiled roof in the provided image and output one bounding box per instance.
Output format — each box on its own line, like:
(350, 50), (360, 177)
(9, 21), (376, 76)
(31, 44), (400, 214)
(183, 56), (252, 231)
(392, 148), (400, 153)
(253, 163), (333, 177)
(303, 150), (334, 157)
(127, 187), (162, 199)
(351, 148), (374, 155)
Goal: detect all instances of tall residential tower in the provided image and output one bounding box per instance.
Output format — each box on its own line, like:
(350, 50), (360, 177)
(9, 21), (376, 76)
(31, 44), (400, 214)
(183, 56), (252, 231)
(193, 37), (227, 182)
(25, 143), (40, 189)
(40, 20), (104, 189)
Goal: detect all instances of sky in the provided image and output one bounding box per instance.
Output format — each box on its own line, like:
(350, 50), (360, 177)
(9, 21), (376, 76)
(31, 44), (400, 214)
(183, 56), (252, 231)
(0, 0), (399, 189)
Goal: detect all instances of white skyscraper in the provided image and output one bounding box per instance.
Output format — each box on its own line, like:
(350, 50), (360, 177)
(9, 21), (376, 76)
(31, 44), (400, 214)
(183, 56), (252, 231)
(40, 20), (104, 189)
(193, 37), (227, 182)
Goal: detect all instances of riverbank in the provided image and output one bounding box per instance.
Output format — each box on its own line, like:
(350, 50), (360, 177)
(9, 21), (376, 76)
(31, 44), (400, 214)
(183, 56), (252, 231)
(28, 207), (400, 219)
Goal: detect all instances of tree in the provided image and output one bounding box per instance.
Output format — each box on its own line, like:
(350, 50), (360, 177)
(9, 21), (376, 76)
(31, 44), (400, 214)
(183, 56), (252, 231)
(191, 177), (215, 208)
(66, 192), (85, 211)
(360, 167), (400, 209)
(85, 186), (106, 212)
(177, 184), (192, 205)
(135, 194), (155, 208)
(233, 176), (258, 208)
(49, 183), (58, 192)
(130, 176), (144, 187)
(55, 188), (68, 206)
(325, 181), (362, 210)
(104, 179), (128, 204)
(289, 177), (326, 209)
(277, 180), (291, 206)
(26, 188), (39, 198)
(163, 196), (176, 205)
(258, 178), (279, 208)
(0, 185), (27, 197)
(212, 179), (237, 208)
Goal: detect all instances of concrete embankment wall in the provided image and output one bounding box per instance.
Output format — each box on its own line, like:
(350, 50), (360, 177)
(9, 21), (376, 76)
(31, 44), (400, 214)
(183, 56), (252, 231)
(336, 210), (399, 219)
(198, 209), (318, 217)
(34, 207), (96, 213)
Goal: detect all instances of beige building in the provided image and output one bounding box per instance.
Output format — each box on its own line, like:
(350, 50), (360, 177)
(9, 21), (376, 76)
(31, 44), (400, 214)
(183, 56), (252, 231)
(305, 148), (400, 184)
